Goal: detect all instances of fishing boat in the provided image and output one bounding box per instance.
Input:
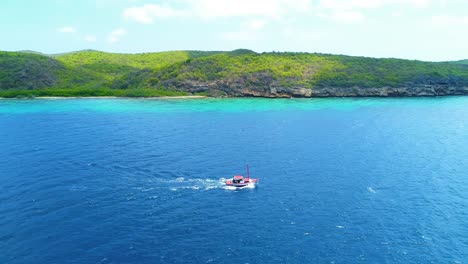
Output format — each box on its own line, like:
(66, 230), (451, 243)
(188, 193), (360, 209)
(225, 165), (259, 188)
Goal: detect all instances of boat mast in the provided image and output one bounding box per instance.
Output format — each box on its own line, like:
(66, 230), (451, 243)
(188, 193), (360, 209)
(246, 164), (250, 179)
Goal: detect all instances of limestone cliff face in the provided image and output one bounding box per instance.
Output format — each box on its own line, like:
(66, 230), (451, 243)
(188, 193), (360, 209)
(163, 70), (468, 97)
(173, 79), (468, 98)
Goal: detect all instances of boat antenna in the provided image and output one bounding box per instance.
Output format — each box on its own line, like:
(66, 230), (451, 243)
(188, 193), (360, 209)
(246, 164), (250, 179)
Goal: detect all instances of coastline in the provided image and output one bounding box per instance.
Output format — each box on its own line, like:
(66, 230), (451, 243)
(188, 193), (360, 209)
(0, 95), (208, 100)
(1, 94), (467, 100)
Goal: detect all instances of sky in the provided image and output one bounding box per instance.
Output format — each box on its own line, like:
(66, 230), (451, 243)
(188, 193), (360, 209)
(1, 0), (468, 61)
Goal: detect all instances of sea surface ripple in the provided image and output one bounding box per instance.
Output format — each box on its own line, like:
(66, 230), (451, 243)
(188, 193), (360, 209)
(1, 97), (468, 263)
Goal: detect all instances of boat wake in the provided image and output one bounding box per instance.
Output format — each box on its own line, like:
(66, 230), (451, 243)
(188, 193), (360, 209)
(160, 177), (227, 191)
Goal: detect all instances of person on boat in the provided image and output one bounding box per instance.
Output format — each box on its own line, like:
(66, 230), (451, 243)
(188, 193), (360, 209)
(233, 176), (243, 184)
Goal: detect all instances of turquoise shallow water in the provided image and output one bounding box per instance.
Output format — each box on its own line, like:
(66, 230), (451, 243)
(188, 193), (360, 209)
(1, 97), (468, 263)
(1, 97), (465, 113)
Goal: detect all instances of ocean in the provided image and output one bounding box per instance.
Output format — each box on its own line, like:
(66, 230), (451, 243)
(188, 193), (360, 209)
(1, 97), (467, 263)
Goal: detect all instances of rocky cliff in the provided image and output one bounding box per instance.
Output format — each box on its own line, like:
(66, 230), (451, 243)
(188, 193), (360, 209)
(174, 80), (468, 98)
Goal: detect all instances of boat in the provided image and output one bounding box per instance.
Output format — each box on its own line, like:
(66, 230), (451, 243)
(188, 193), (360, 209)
(225, 165), (259, 188)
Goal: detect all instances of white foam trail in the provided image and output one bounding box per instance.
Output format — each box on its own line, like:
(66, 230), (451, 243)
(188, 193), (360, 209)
(245, 183), (256, 189)
(367, 187), (376, 193)
(223, 186), (239, 191)
(162, 177), (228, 191)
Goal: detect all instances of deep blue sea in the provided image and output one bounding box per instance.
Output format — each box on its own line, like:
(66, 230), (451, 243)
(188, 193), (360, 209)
(1, 97), (468, 264)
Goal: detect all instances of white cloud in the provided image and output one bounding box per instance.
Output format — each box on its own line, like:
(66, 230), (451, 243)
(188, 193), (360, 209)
(123, 0), (313, 23)
(431, 15), (468, 26)
(123, 4), (183, 24)
(246, 19), (267, 30)
(317, 0), (430, 10)
(121, 0), (436, 28)
(222, 19), (267, 41)
(282, 28), (324, 40)
(330, 10), (366, 22)
(58, 26), (76, 33)
(85, 35), (97, 42)
(108, 28), (127, 43)
(316, 0), (429, 23)
(187, 0), (312, 19)
(405, 0), (431, 8)
(222, 31), (255, 41)
(319, 0), (383, 10)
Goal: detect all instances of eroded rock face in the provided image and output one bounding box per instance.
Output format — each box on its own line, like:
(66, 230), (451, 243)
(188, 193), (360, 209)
(175, 80), (468, 98)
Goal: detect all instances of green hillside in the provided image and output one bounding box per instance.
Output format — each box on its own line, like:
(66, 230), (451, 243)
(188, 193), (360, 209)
(0, 51), (65, 89)
(145, 52), (468, 88)
(1, 49), (468, 97)
(452, 60), (468, 65)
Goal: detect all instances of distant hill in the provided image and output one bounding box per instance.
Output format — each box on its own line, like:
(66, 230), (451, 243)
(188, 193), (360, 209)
(452, 60), (468, 65)
(17, 50), (45, 55)
(1, 49), (468, 97)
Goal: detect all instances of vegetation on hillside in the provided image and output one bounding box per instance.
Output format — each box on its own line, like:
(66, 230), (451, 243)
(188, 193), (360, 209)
(147, 52), (468, 88)
(1, 49), (468, 97)
(452, 60), (468, 65)
(0, 52), (65, 89)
